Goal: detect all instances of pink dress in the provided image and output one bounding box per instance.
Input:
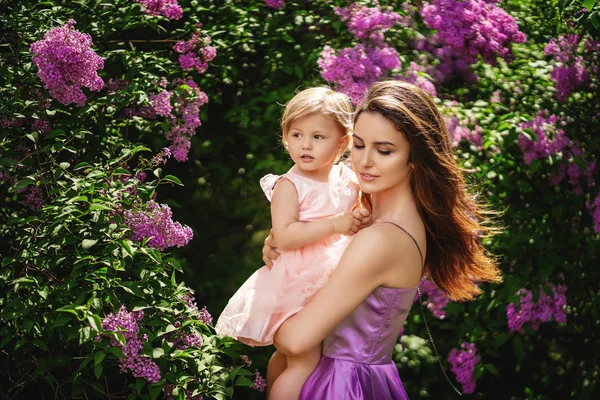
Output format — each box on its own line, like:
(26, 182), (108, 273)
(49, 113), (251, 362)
(215, 163), (359, 346)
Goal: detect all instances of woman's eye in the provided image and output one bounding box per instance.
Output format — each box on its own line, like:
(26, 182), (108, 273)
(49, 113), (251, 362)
(353, 144), (365, 149)
(378, 150), (392, 155)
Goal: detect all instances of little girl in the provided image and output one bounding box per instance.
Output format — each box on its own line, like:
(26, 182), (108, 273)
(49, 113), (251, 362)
(215, 87), (368, 399)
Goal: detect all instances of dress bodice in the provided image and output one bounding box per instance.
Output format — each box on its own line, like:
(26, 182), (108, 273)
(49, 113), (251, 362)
(322, 286), (417, 364)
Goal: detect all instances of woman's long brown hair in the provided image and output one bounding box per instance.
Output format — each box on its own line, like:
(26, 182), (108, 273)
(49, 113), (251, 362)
(355, 80), (502, 301)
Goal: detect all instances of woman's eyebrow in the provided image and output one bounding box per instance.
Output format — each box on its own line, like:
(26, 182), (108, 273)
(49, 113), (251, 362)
(352, 134), (396, 146)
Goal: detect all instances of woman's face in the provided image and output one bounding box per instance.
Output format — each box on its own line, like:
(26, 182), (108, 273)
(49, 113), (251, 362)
(350, 112), (412, 194)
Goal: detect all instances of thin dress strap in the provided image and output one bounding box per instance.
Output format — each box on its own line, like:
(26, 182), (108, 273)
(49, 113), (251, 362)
(378, 221), (424, 266)
(379, 222), (463, 396)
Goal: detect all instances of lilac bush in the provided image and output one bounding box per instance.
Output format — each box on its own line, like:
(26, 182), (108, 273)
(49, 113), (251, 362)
(517, 110), (569, 165)
(506, 283), (567, 333)
(448, 342), (480, 394)
(421, 0), (526, 65)
(101, 306), (161, 383)
(29, 19), (104, 106)
(123, 200), (194, 251)
(136, 0), (183, 20)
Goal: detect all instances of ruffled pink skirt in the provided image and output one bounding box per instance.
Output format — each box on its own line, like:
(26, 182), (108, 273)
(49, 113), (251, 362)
(215, 235), (351, 346)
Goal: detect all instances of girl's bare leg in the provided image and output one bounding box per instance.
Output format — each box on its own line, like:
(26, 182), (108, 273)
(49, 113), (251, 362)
(266, 350), (287, 398)
(268, 345), (321, 400)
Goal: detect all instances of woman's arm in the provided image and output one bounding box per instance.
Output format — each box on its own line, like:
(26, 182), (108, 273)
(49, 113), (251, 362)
(273, 226), (398, 356)
(270, 179), (362, 252)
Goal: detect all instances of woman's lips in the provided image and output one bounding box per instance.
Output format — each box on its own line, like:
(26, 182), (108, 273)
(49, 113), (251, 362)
(359, 172), (378, 181)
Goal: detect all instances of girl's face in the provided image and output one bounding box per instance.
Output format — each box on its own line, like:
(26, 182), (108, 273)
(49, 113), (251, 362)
(286, 113), (349, 180)
(350, 112), (412, 194)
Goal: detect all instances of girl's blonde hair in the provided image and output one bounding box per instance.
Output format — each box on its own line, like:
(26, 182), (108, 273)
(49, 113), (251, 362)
(281, 87), (354, 146)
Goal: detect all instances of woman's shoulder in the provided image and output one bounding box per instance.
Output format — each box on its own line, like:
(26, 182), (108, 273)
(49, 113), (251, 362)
(350, 223), (424, 286)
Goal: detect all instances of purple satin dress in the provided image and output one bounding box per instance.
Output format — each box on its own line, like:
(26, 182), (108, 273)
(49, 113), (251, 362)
(299, 285), (417, 400)
(300, 222), (422, 400)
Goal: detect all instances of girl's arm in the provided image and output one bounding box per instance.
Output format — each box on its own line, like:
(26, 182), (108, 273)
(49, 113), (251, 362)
(270, 178), (360, 252)
(273, 225), (409, 356)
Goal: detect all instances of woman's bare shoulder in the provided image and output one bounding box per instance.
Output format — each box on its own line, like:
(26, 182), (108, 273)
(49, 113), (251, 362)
(353, 223), (424, 288)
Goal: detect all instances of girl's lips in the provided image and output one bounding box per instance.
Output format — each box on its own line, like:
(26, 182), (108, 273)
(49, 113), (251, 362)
(359, 172), (378, 181)
(300, 155), (314, 162)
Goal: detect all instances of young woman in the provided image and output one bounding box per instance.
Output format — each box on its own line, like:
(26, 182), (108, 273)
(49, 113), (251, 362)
(263, 80), (502, 399)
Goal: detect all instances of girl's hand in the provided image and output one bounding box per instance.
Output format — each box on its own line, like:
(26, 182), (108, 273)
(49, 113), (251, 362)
(331, 211), (363, 235)
(262, 230), (280, 268)
(353, 208), (372, 230)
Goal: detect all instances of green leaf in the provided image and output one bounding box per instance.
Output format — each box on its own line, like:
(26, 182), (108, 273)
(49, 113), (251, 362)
(236, 376), (254, 386)
(95, 351), (106, 365)
(109, 346), (126, 359)
(32, 339), (49, 351)
(87, 170), (105, 178)
(162, 175), (183, 186)
(68, 195), (89, 204)
(149, 385), (161, 400)
(88, 315), (102, 333)
(153, 168), (162, 178)
(94, 363), (103, 379)
(158, 324), (178, 336)
(583, 0), (597, 10)
(152, 348), (165, 358)
(89, 203), (112, 211)
(53, 313), (72, 328)
(1, 257), (15, 267)
(82, 239), (98, 250)
(136, 378), (145, 393)
(9, 178), (35, 193)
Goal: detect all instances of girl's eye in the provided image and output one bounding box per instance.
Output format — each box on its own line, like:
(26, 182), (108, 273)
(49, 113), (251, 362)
(291, 133), (300, 138)
(314, 135), (324, 139)
(353, 144), (365, 149)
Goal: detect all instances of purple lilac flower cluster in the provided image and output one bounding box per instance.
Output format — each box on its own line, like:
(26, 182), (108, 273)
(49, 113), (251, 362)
(506, 283), (567, 333)
(318, 3), (403, 104)
(265, 0), (284, 8)
(421, 0), (526, 66)
(335, 3), (403, 44)
(448, 342), (480, 394)
(172, 320), (203, 350)
(548, 142), (596, 196)
(143, 78), (208, 162)
(102, 306), (161, 383)
(136, 0), (182, 20)
(164, 385), (204, 400)
(415, 279), (451, 319)
(240, 354), (252, 367)
(18, 185), (45, 211)
(123, 200), (193, 251)
(394, 62), (437, 97)
(167, 79), (208, 161)
(181, 293), (213, 325)
(173, 30), (217, 74)
(544, 35), (588, 102)
(319, 44), (401, 104)
(447, 116), (484, 150)
(413, 36), (478, 85)
(29, 20), (104, 106)
(587, 194), (600, 233)
(517, 110), (569, 165)
(250, 370), (267, 392)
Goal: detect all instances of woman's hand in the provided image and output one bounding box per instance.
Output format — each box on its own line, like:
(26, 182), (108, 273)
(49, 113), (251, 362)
(262, 229), (280, 268)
